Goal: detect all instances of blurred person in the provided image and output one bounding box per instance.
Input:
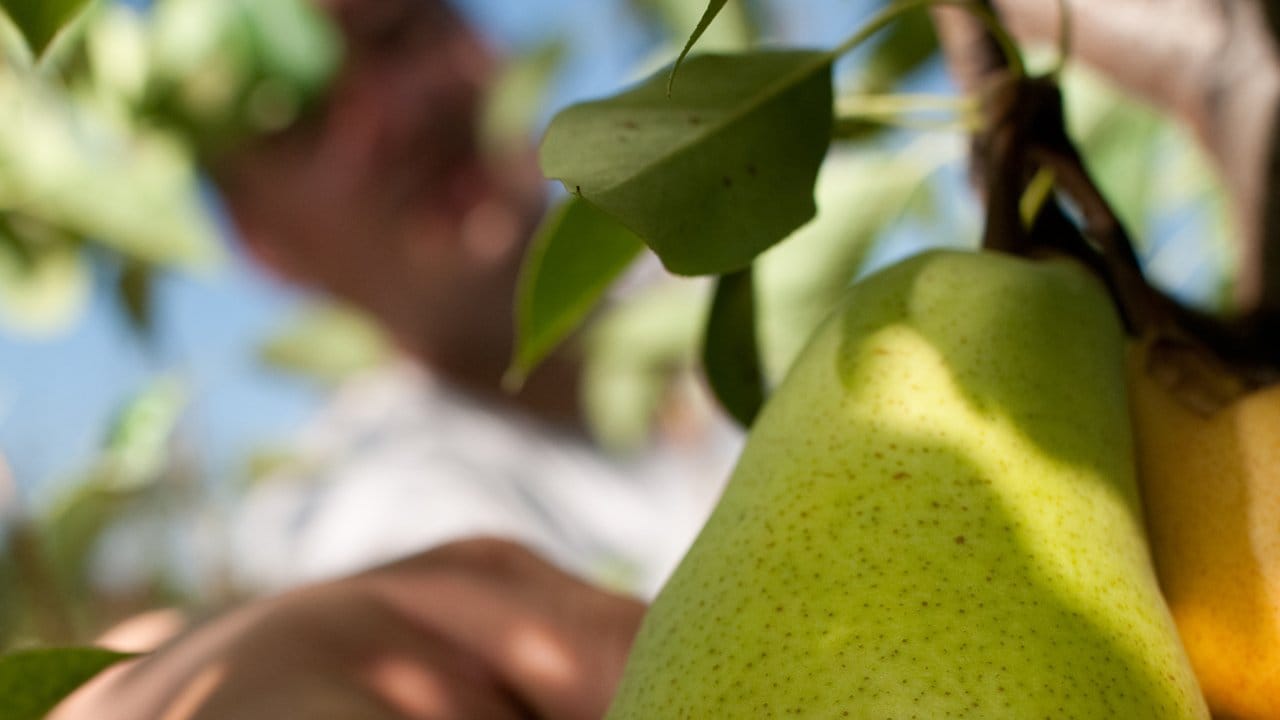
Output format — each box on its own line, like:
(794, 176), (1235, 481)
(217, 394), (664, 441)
(215, 0), (557, 419)
(210, 0), (735, 597)
(53, 0), (731, 716)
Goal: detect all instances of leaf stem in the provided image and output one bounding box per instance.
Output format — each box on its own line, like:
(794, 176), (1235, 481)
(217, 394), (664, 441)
(836, 92), (979, 118)
(6, 520), (78, 644)
(1019, 167), (1057, 227)
(1047, 0), (1073, 79)
(834, 115), (978, 137)
(831, 0), (1025, 79)
(832, 93), (981, 137)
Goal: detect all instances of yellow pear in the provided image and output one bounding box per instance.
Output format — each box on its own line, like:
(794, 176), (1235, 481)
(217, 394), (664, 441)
(608, 250), (1207, 718)
(1128, 341), (1280, 720)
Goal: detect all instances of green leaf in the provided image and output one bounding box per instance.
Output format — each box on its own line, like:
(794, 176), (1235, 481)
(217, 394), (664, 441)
(541, 50), (834, 276)
(582, 281), (708, 451)
(630, 0), (756, 50)
(0, 8), (33, 67)
(834, 4), (940, 141)
(41, 485), (140, 606)
(0, 73), (220, 269)
(0, 0), (92, 56)
(116, 261), (153, 339)
(145, 0), (341, 149)
(259, 303), (392, 386)
(703, 267), (764, 427)
(0, 214), (34, 270)
(0, 221), (90, 337)
(509, 197), (645, 384)
(240, 0), (340, 98)
(0, 558), (18, 650)
(34, 0), (99, 84)
(83, 5), (150, 105)
(669, 0), (729, 93)
(856, 2), (938, 94)
(0, 647), (134, 719)
(481, 39), (567, 154)
(103, 376), (186, 488)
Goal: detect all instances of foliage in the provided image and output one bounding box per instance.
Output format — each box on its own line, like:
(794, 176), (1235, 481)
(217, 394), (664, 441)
(581, 281), (709, 451)
(258, 304), (393, 387)
(509, 198), (644, 386)
(0, 647), (134, 719)
(0, 0), (94, 56)
(142, 0), (340, 152)
(481, 38), (567, 157)
(0, 0), (341, 654)
(525, 1), (957, 430)
(520, 0), (1233, 437)
(667, 0), (730, 91)
(0, 377), (189, 647)
(701, 267), (764, 426)
(541, 50), (834, 276)
(0, 0), (338, 336)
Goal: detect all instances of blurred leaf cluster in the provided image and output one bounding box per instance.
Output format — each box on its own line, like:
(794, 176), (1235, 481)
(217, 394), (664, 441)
(0, 0), (341, 652)
(0, 0), (339, 337)
(0, 377), (202, 649)
(258, 303), (393, 387)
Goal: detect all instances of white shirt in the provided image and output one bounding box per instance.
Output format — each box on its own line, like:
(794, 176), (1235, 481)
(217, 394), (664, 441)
(230, 360), (740, 598)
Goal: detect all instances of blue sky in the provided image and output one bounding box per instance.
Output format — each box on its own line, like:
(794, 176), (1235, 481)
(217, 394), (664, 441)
(0, 0), (871, 503)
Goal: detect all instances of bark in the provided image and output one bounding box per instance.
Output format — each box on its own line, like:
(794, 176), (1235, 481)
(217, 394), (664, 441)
(934, 0), (1280, 369)
(991, 0), (1280, 320)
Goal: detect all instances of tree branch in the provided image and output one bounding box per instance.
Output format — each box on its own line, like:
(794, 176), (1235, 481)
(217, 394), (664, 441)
(989, 0), (1280, 328)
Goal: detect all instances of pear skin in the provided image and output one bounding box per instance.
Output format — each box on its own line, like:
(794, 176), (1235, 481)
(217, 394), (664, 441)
(1128, 342), (1280, 720)
(608, 250), (1207, 719)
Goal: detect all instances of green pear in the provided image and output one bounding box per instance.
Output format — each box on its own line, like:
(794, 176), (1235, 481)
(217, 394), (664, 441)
(607, 250), (1208, 718)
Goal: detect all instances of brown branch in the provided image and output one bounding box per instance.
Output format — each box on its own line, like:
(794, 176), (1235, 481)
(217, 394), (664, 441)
(989, 0), (1280, 337)
(0, 456), (78, 645)
(7, 521), (79, 644)
(933, 0), (1280, 382)
(931, 6), (1031, 255)
(931, 1), (1280, 406)
(931, 6), (1005, 185)
(931, 6), (1006, 99)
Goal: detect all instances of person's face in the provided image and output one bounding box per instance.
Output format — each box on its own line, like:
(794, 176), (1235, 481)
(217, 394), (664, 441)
(213, 0), (545, 350)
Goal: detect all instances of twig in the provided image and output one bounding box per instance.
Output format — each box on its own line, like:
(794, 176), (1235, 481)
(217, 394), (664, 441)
(931, 0), (1275, 406)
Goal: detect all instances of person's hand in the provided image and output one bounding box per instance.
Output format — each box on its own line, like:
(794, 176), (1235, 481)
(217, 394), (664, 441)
(51, 539), (646, 720)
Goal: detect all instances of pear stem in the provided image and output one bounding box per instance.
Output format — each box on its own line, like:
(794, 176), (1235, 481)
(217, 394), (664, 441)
(831, 0), (1025, 79)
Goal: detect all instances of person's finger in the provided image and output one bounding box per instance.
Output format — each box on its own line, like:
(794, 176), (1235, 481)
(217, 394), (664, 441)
(361, 539), (646, 720)
(51, 579), (532, 720)
(175, 586), (530, 720)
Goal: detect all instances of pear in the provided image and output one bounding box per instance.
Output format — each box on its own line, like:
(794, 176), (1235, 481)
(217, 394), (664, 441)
(1128, 341), (1280, 720)
(607, 250), (1208, 718)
